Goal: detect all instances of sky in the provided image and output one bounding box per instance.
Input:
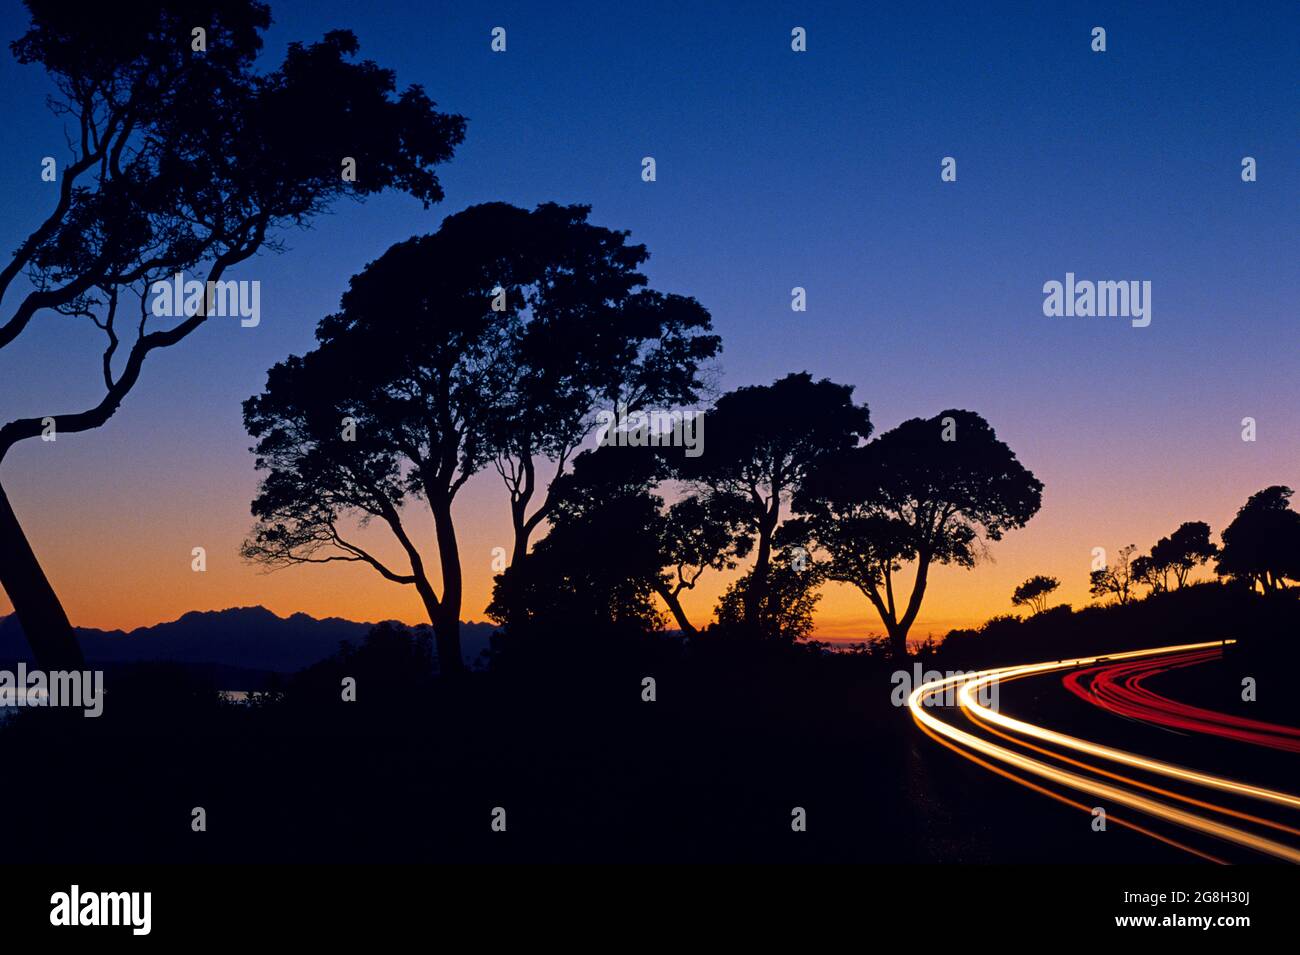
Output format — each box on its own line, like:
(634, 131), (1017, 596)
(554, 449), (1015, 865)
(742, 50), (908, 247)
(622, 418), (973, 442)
(0, 0), (1295, 639)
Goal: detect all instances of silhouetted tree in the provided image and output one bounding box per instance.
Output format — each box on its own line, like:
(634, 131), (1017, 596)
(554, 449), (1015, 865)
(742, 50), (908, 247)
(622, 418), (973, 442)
(714, 548), (822, 643)
(486, 204), (720, 576)
(1011, 575), (1059, 615)
(489, 446), (748, 635)
(1216, 486), (1300, 593)
(678, 373), (870, 633)
(1135, 521), (1218, 592)
(242, 209), (512, 673)
(488, 447), (664, 634)
(1161, 521), (1218, 588)
(243, 206), (716, 670)
(655, 492), (752, 633)
(1130, 553), (1166, 594)
(792, 409), (1042, 658)
(1090, 544), (1138, 605)
(0, 1), (464, 669)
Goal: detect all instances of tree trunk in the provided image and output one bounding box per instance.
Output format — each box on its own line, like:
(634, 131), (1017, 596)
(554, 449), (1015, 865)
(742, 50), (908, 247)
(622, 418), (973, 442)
(510, 530), (528, 571)
(0, 479), (85, 670)
(432, 609), (464, 676)
(744, 504), (779, 631)
(895, 554), (931, 644)
(654, 583), (696, 635)
(880, 553), (932, 659)
(498, 507), (531, 630)
(857, 582), (905, 659)
(887, 623), (908, 660)
(430, 497), (465, 675)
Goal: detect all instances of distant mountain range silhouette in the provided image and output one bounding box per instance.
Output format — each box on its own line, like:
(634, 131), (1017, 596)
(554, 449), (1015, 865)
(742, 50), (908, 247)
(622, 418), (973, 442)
(0, 607), (497, 674)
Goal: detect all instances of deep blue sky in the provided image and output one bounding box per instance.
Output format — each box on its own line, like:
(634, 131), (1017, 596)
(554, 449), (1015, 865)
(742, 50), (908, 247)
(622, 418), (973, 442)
(0, 1), (1295, 632)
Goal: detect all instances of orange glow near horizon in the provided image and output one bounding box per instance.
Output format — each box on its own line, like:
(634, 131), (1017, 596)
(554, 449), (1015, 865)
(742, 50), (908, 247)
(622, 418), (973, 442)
(0, 422), (1285, 638)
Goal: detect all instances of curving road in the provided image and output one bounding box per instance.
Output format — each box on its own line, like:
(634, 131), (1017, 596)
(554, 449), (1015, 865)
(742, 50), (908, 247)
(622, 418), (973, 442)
(909, 640), (1300, 863)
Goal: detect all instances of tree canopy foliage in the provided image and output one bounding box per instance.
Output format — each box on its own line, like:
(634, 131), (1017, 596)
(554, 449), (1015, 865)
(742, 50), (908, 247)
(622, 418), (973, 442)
(791, 409), (1042, 657)
(0, 0), (465, 668)
(1216, 486), (1300, 593)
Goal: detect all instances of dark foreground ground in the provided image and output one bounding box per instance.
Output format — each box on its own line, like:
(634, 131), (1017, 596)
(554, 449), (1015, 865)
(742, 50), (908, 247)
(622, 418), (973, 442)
(2, 584), (1294, 864)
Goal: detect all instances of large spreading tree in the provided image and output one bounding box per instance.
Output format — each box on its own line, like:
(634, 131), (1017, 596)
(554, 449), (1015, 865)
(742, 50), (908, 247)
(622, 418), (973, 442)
(1216, 486), (1300, 593)
(0, 0), (464, 669)
(243, 204), (719, 671)
(791, 409), (1042, 657)
(677, 373), (871, 634)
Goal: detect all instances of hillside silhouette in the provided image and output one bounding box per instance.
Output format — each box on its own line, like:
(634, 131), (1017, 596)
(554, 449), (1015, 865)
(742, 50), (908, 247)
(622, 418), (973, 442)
(0, 607), (496, 676)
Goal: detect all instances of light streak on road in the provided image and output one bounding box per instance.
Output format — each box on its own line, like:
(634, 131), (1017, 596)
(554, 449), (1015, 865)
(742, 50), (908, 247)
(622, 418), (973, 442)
(956, 654), (1300, 812)
(914, 720), (1228, 864)
(975, 708), (1300, 841)
(908, 640), (1300, 863)
(1063, 649), (1300, 752)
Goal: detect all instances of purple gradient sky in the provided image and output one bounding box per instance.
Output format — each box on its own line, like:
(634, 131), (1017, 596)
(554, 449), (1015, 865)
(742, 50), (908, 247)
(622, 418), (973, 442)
(0, 1), (1295, 636)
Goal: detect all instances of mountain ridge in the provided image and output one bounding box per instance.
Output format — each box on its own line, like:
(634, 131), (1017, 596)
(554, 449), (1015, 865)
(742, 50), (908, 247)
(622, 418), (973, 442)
(0, 606), (497, 672)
